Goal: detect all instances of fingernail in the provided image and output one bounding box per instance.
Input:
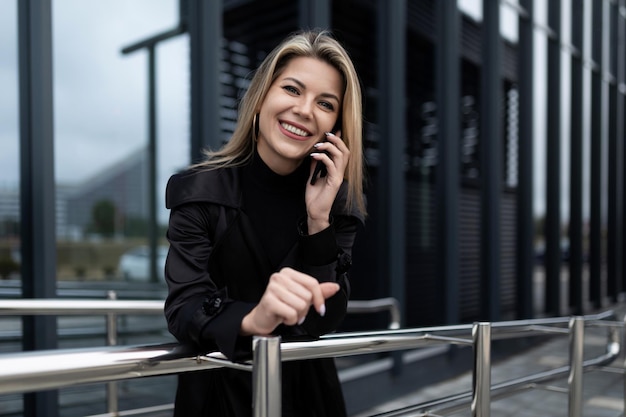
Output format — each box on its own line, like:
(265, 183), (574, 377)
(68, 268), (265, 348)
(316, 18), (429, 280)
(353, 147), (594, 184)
(314, 142), (323, 148)
(319, 304), (326, 317)
(324, 132), (332, 136)
(310, 152), (321, 157)
(297, 316), (306, 325)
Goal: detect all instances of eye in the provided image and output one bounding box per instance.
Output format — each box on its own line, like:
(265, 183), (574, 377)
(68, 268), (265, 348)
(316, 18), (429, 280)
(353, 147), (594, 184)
(282, 85), (299, 95)
(319, 101), (335, 111)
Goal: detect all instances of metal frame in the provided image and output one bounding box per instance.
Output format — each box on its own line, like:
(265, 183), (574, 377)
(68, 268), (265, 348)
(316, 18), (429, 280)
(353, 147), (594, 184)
(569, 0), (585, 315)
(377, 0), (407, 328)
(435, 0), (461, 325)
(17, 1), (58, 415)
(516, 0), (535, 320)
(480, 0), (502, 321)
(0, 302), (620, 417)
(545, 0), (563, 316)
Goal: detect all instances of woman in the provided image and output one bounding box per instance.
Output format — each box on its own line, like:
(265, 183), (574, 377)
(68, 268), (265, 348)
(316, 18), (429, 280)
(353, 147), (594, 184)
(164, 29), (366, 416)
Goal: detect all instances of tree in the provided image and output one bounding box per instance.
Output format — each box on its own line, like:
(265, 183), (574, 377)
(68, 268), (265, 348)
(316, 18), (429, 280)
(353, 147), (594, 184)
(89, 199), (116, 237)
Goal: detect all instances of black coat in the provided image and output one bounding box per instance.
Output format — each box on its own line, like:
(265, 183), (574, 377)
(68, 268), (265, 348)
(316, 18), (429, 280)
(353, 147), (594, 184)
(164, 162), (363, 417)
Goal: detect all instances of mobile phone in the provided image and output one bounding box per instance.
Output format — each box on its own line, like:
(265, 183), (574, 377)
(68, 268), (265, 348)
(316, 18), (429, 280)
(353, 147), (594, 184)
(310, 120), (341, 185)
(310, 158), (327, 185)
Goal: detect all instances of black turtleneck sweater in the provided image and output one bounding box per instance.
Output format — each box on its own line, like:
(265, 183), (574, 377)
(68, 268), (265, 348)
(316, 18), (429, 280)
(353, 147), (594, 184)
(241, 153), (310, 268)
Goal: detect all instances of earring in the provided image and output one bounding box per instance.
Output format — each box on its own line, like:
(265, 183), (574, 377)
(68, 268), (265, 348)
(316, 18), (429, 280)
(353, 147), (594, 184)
(252, 113), (260, 142)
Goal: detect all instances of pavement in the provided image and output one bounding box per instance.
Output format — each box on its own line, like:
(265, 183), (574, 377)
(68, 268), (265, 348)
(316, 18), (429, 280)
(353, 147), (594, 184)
(351, 302), (626, 417)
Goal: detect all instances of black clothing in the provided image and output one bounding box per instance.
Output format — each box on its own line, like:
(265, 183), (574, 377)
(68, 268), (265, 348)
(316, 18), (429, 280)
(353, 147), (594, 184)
(164, 155), (363, 417)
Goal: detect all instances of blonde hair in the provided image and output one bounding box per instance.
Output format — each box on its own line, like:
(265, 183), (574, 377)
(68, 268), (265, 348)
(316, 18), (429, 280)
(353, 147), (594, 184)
(194, 29), (366, 218)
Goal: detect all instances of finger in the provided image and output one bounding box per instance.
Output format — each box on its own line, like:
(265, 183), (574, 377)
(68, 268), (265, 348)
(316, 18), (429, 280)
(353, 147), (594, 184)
(320, 282), (340, 299)
(270, 282), (312, 316)
(278, 268), (330, 316)
(324, 131), (349, 153)
(315, 282), (340, 316)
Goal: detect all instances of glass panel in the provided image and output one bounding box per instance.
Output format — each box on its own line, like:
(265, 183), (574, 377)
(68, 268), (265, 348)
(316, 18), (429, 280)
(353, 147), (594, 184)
(0, 1), (21, 282)
(51, 1), (183, 413)
(53, 0), (187, 286)
(0, 4), (22, 417)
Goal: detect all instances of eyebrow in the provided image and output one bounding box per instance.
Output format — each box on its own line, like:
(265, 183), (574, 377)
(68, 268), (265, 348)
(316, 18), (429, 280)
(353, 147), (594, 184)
(283, 77), (340, 103)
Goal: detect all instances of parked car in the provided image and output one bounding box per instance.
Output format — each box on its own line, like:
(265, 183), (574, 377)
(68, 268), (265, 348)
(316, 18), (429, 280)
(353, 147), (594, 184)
(118, 245), (168, 282)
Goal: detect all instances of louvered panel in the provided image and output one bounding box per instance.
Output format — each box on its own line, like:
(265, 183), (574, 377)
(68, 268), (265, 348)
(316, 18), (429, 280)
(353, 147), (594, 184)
(459, 188), (482, 321)
(405, 178), (439, 326)
(500, 191), (518, 317)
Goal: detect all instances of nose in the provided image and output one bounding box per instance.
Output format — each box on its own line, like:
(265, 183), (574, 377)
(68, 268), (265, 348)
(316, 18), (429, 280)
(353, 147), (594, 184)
(294, 97), (314, 118)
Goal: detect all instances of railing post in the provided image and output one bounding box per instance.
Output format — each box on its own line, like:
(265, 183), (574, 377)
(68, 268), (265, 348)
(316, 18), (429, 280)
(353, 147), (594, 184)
(106, 291), (119, 416)
(252, 336), (281, 417)
(472, 322), (491, 417)
(622, 316), (626, 410)
(568, 316), (584, 417)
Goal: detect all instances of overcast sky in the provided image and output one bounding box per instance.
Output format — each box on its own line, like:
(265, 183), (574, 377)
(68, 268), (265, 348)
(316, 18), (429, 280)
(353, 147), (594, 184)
(1, 0), (189, 222)
(1, 1), (585, 224)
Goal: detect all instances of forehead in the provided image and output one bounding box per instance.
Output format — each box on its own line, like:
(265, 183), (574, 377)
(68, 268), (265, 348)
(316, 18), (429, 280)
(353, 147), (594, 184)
(277, 57), (343, 97)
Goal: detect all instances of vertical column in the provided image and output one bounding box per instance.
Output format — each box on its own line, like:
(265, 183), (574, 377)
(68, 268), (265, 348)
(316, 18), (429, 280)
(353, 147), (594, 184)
(589, 0), (604, 308)
(480, 0), (501, 321)
(377, 0), (406, 374)
(17, 1), (58, 416)
(147, 45), (159, 283)
(298, 0), (330, 30)
(607, 0), (624, 301)
(615, 0), (626, 291)
(435, 0), (460, 324)
(188, 0), (223, 163)
(569, 0), (584, 314)
(545, 0), (562, 316)
(517, 0), (535, 319)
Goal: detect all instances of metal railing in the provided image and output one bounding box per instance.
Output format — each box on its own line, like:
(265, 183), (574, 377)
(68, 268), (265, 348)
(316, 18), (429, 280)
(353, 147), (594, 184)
(0, 299), (623, 417)
(0, 295), (400, 415)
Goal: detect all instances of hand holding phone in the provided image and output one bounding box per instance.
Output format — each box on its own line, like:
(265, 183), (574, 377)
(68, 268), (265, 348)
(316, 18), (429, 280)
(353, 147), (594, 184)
(310, 153), (328, 185)
(310, 121), (341, 185)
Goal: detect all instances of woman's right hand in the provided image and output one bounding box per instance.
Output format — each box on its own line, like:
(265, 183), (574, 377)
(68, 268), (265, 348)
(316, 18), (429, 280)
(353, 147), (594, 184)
(240, 267), (340, 336)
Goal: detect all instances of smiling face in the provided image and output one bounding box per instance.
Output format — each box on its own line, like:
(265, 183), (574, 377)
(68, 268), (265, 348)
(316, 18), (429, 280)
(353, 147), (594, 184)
(256, 56), (343, 175)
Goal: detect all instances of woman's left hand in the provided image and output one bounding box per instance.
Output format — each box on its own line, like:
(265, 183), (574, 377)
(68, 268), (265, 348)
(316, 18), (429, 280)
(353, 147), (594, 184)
(306, 131), (349, 234)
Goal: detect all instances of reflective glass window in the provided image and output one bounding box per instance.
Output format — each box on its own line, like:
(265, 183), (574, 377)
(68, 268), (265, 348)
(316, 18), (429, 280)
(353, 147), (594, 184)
(53, 0), (188, 285)
(0, 0), (21, 282)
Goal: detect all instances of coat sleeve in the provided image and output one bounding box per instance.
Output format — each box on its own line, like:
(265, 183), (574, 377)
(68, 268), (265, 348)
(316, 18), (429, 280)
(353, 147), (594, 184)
(284, 213), (359, 339)
(164, 202), (255, 361)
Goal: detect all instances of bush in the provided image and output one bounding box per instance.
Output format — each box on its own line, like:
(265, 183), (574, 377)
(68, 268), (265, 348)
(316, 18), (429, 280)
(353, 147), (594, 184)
(0, 257), (19, 279)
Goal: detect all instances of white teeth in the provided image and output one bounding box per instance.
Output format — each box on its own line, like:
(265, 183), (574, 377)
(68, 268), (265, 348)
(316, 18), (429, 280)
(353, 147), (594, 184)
(281, 123), (309, 137)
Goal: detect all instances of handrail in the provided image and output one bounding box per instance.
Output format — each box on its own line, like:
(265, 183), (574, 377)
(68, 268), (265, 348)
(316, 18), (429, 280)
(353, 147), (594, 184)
(0, 300), (622, 416)
(368, 317), (623, 417)
(0, 296), (401, 329)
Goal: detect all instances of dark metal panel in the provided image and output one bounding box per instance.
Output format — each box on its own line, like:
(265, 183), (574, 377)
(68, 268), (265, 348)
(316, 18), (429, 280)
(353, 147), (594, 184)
(435, 0), (460, 324)
(299, 0), (330, 29)
(569, 0), (585, 314)
(479, 0), (502, 321)
(619, 0), (626, 296)
(516, 0), (535, 319)
(607, 0), (623, 302)
(188, 0), (223, 161)
(589, 0), (603, 308)
(545, 0), (562, 316)
(500, 190), (518, 316)
(377, 0), (407, 323)
(459, 188), (481, 319)
(223, 0), (297, 48)
(407, 0), (517, 82)
(17, 1), (58, 415)
(330, 1), (384, 314)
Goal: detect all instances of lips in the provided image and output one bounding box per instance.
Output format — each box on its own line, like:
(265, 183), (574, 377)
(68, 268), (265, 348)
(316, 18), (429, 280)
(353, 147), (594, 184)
(280, 122), (311, 139)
